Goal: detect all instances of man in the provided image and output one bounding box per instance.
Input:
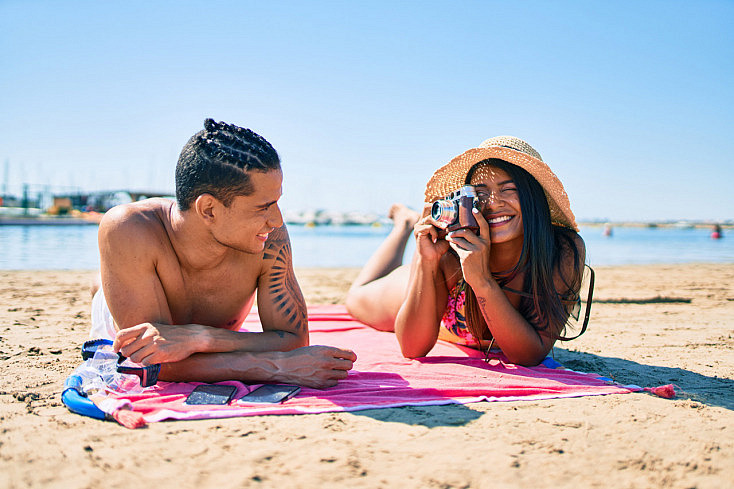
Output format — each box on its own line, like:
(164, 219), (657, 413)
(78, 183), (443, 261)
(93, 119), (355, 388)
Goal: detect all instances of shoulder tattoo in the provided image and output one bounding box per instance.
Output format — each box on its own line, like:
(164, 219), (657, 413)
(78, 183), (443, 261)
(263, 228), (308, 331)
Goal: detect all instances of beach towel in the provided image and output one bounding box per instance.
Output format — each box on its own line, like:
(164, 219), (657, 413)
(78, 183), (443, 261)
(63, 305), (640, 428)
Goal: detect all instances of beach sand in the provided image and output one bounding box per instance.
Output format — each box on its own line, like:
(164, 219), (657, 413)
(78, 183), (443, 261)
(1, 264), (732, 488)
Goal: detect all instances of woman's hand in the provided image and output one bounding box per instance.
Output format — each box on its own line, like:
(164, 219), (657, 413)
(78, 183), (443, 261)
(445, 208), (492, 288)
(413, 204), (450, 264)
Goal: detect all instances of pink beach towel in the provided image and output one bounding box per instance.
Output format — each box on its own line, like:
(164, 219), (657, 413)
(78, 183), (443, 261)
(98, 305), (638, 425)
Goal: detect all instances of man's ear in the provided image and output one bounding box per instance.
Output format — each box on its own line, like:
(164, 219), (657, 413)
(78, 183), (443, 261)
(193, 194), (219, 224)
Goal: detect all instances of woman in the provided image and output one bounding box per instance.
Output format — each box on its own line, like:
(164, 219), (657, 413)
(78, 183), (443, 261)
(345, 136), (587, 366)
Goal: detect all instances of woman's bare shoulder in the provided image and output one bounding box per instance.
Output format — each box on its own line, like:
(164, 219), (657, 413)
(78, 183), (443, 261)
(554, 229), (586, 293)
(562, 230), (586, 264)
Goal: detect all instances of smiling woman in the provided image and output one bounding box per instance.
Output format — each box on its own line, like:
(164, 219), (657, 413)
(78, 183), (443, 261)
(467, 164), (524, 245)
(345, 136), (587, 367)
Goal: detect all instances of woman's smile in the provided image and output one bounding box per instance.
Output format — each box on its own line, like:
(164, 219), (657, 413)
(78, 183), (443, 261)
(486, 214), (514, 227)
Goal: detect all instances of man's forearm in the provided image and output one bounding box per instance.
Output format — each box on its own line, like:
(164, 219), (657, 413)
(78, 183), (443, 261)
(158, 350), (288, 383)
(198, 326), (307, 354)
(157, 346), (357, 390)
(114, 321), (308, 367)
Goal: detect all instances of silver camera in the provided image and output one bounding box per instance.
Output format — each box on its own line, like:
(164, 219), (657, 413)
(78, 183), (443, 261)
(430, 185), (479, 233)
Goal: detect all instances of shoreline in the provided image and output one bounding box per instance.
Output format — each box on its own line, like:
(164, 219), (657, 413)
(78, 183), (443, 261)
(2, 261), (734, 275)
(1, 212), (732, 229)
(1, 264), (732, 488)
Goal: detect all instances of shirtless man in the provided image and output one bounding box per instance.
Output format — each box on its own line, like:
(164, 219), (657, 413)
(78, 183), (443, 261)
(93, 119), (356, 388)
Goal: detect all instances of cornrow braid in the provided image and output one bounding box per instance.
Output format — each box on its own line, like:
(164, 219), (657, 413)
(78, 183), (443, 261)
(198, 118), (279, 171)
(175, 119), (281, 211)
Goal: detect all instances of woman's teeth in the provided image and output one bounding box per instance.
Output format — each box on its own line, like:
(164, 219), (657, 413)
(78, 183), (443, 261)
(488, 216), (511, 224)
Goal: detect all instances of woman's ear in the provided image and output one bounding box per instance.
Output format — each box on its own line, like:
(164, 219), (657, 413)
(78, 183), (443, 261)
(194, 194), (218, 224)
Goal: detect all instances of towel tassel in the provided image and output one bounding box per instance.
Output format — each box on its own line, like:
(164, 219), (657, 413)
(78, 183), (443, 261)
(644, 384), (677, 399)
(112, 409), (147, 429)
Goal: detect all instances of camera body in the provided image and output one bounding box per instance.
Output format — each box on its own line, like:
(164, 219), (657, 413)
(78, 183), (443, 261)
(430, 185), (479, 233)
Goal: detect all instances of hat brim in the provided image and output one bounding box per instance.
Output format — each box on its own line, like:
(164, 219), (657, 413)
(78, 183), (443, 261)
(424, 146), (578, 231)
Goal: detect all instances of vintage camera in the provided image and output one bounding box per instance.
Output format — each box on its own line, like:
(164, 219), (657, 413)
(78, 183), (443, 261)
(430, 185), (479, 233)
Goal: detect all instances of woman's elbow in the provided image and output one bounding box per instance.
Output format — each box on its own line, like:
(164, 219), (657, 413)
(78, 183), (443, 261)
(398, 339), (433, 359)
(394, 319), (439, 359)
(400, 346), (431, 359)
(503, 349), (546, 367)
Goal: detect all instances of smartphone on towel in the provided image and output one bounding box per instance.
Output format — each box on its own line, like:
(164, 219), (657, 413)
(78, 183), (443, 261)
(238, 384), (301, 404)
(184, 384), (238, 405)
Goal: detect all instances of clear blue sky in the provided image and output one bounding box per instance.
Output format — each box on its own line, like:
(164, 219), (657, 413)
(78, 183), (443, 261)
(1, 0), (732, 221)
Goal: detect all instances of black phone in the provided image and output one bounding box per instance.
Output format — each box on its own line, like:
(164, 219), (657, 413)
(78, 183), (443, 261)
(184, 384), (238, 405)
(238, 384), (301, 404)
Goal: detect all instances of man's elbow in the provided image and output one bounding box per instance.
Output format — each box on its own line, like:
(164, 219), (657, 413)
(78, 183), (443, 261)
(284, 330), (309, 349)
(294, 333), (309, 348)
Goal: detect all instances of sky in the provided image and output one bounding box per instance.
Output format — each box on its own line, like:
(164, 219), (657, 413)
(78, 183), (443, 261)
(1, 0), (732, 222)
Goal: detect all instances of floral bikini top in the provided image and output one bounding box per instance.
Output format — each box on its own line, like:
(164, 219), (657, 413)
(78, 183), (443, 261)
(439, 279), (484, 348)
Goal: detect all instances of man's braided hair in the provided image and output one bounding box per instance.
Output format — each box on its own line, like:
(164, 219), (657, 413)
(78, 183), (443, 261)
(175, 118), (281, 211)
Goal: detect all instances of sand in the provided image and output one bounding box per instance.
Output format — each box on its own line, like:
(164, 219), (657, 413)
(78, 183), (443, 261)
(0, 264), (732, 489)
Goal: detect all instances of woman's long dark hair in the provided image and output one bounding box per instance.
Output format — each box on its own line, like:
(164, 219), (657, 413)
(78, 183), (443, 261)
(461, 159), (584, 342)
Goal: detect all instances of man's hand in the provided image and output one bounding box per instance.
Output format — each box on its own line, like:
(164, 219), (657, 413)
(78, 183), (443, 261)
(113, 323), (205, 365)
(274, 345), (357, 389)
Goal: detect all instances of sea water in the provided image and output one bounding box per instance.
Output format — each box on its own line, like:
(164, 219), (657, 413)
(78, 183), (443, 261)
(0, 224), (732, 270)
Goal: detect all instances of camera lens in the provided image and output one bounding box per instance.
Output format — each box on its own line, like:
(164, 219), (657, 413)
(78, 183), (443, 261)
(431, 200), (457, 226)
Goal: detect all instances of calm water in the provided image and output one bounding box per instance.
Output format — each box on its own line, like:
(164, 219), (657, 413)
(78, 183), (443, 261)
(0, 224), (732, 270)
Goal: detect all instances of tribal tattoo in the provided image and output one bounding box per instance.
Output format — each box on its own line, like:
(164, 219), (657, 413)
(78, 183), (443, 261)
(263, 228), (308, 332)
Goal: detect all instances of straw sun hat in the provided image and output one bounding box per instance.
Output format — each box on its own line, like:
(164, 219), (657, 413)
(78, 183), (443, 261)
(424, 136), (578, 231)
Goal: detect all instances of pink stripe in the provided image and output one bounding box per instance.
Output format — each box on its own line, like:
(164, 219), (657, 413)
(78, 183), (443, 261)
(106, 305), (636, 422)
